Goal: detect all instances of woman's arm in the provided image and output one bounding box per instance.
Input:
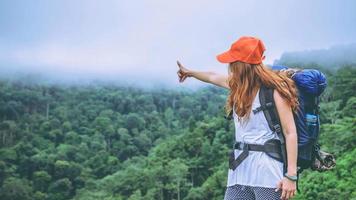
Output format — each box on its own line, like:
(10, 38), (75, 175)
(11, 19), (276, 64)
(177, 60), (229, 89)
(274, 89), (298, 200)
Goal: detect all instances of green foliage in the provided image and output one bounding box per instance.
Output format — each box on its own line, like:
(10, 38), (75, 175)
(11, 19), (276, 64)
(0, 177), (33, 200)
(342, 97), (356, 118)
(319, 117), (356, 156)
(54, 160), (81, 181)
(0, 65), (354, 200)
(294, 149), (356, 200)
(33, 170), (51, 192)
(48, 178), (73, 200)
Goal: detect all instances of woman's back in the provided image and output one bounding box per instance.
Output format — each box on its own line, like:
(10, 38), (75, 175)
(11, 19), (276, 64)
(227, 86), (283, 188)
(233, 87), (278, 145)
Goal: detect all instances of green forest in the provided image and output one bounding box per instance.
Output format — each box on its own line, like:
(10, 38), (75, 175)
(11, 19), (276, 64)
(0, 64), (355, 200)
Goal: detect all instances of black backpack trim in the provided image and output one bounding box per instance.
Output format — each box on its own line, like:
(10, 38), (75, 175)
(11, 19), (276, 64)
(254, 84), (301, 191)
(225, 85), (301, 190)
(255, 84), (288, 174)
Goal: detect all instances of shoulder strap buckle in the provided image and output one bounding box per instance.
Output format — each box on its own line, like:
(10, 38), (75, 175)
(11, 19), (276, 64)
(252, 102), (274, 114)
(273, 124), (282, 133)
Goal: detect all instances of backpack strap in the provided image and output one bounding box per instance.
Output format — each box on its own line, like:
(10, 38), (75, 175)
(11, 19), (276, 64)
(254, 84), (288, 174)
(256, 85), (302, 191)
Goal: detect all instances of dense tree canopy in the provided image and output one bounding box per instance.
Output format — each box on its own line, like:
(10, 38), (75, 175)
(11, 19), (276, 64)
(0, 64), (355, 200)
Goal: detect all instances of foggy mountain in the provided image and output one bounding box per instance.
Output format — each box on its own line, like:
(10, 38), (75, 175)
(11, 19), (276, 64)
(1, 43), (355, 90)
(274, 43), (356, 70)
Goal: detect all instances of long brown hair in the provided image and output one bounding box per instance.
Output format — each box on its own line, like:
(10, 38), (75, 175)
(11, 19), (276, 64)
(225, 61), (299, 123)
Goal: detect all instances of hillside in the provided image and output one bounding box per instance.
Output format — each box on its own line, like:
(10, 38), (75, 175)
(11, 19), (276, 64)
(274, 44), (356, 71)
(0, 65), (355, 200)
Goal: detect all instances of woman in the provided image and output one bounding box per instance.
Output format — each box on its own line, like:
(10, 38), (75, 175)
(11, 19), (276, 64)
(176, 36), (298, 200)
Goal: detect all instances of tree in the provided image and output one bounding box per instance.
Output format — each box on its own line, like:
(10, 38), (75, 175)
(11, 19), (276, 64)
(342, 97), (356, 118)
(125, 113), (145, 132)
(33, 170), (52, 192)
(48, 178), (73, 200)
(0, 120), (18, 147)
(0, 177), (33, 200)
(54, 160), (81, 181)
(167, 158), (189, 200)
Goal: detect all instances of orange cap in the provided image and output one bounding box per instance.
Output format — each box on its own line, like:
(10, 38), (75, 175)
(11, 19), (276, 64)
(216, 36), (266, 64)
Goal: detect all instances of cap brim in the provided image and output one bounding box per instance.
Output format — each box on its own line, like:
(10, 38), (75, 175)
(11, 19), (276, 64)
(216, 51), (237, 63)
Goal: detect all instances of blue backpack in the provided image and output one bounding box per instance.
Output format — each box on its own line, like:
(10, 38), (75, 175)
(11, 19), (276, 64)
(224, 65), (336, 191)
(224, 65), (336, 174)
(258, 65), (335, 173)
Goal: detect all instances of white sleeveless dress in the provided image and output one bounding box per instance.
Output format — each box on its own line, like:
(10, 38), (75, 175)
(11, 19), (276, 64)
(226, 87), (284, 188)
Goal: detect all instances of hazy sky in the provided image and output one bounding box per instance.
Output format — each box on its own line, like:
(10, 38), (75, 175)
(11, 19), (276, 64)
(0, 0), (355, 89)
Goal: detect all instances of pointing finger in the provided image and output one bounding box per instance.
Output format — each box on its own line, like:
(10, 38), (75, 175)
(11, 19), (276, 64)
(177, 60), (182, 68)
(182, 76), (187, 82)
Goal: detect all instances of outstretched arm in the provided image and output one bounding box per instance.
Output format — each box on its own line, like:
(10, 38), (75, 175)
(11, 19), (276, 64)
(176, 60), (229, 89)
